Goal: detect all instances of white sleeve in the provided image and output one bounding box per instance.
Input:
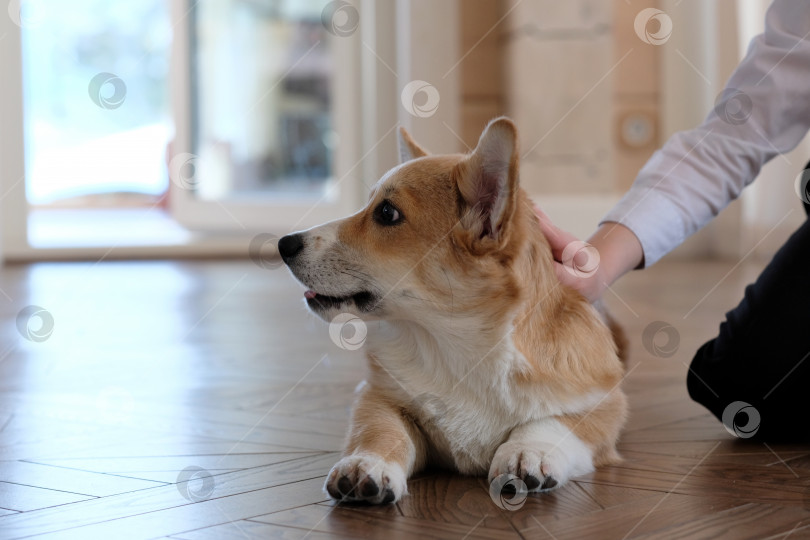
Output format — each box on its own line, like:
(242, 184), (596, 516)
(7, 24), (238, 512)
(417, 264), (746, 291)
(602, 0), (810, 267)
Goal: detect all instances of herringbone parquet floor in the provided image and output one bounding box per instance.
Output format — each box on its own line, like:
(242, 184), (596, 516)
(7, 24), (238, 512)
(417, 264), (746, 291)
(0, 258), (808, 539)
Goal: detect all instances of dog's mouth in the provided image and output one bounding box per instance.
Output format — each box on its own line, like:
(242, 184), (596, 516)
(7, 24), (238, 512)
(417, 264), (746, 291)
(304, 289), (378, 312)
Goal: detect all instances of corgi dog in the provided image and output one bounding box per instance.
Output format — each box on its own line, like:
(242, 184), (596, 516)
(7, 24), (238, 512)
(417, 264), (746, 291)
(279, 117), (627, 504)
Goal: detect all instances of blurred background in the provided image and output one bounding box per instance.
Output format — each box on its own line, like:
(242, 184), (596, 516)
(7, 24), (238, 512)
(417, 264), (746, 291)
(0, 0), (806, 263)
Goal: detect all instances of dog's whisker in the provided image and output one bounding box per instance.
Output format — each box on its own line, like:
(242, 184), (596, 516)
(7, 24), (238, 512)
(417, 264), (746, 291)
(345, 266), (375, 281)
(339, 269), (375, 287)
(344, 268), (376, 284)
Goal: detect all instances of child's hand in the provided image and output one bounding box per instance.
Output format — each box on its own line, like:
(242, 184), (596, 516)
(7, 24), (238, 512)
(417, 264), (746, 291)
(534, 205), (644, 303)
(534, 205), (608, 302)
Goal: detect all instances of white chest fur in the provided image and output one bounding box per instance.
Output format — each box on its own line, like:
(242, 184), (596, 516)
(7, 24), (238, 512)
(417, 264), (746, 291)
(365, 321), (605, 474)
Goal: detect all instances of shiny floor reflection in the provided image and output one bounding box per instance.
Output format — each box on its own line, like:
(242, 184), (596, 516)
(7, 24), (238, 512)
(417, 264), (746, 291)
(1, 259), (808, 539)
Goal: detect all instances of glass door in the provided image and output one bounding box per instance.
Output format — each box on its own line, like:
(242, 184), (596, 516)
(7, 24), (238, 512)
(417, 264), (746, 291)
(21, 0), (172, 209)
(170, 0), (363, 233)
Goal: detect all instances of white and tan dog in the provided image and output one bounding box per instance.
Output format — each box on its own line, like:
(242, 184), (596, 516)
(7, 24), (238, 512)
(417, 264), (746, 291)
(279, 117), (627, 505)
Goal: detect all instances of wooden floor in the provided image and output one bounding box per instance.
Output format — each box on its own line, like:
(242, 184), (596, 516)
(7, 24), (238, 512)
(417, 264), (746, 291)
(1, 258), (809, 539)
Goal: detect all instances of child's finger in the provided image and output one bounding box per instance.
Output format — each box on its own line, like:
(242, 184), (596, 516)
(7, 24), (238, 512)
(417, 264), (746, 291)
(534, 204), (576, 261)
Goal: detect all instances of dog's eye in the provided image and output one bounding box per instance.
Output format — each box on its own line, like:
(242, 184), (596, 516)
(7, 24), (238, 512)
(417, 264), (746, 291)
(374, 200), (402, 225)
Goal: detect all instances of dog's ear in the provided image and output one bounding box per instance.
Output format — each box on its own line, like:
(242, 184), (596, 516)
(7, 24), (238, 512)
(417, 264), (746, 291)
(455, 117), (519, 245)
(398, 126), (429, 163)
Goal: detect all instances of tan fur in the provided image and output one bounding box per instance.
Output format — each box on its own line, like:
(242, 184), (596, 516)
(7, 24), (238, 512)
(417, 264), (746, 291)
(283, 117), (628, 504)
(558, 390), (628, 466)
(607, 311), (629, 363)
(344, 384), (427, 471)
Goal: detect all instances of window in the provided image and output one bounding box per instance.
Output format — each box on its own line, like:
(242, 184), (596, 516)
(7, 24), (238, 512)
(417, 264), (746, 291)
(192, 0), (336, 200)
(22, 0), (172, 207)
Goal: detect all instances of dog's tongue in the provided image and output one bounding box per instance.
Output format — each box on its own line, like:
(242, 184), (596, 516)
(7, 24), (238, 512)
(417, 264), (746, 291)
(304, 290), (317, 299)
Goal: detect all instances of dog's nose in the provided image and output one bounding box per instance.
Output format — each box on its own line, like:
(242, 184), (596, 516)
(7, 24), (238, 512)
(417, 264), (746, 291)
(278, 234), (304, 262)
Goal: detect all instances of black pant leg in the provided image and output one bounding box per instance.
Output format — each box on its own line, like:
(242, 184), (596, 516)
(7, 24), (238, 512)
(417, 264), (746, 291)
(687, 213), (810, 441)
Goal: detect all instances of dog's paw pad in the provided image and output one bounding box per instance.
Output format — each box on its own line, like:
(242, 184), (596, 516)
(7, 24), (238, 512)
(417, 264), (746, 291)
(540, 475), (558, 490)
(359, 477), (379, 498)
(489, 442), (568, 493)
(337, 476), (354, 496)
(524, 474), (541, 490)
(325, 481), (342, 500)
(324, 454), (406, 505)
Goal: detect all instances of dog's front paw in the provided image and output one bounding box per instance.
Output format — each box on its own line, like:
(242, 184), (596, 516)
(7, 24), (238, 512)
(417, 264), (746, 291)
(488, 441), (567, 492)
(324, 453), (407, 504)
